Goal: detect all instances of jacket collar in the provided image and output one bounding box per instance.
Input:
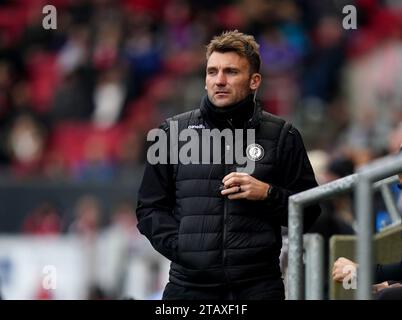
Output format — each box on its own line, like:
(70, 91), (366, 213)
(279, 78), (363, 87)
(200, 94), (262, 130)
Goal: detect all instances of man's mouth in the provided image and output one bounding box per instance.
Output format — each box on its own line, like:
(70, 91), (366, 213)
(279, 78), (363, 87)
(215, 91), (229, 96)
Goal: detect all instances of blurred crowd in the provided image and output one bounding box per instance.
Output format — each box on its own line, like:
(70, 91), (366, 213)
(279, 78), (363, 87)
(0, 0), (401, 181)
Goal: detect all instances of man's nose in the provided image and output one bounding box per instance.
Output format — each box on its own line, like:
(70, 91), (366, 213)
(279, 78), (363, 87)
(215, 71), (226, 86)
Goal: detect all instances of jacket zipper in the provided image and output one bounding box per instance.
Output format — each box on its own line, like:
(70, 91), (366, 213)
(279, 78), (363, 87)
(222, 119), (234, 268)
(223, 118), (234, 282)
(222, 165), (229, 285)
(223, 187), (228, 266)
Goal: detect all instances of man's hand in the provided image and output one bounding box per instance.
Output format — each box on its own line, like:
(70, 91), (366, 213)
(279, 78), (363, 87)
(221, 172), (270, 200)
(332, 257), (358, 282)
(372, 281), (402, 294)
(372, 281), (389, 294)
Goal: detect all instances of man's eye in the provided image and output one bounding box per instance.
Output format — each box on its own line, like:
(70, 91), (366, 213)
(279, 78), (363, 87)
(207, 70), (217, 75)
(228, 70), (238, 74)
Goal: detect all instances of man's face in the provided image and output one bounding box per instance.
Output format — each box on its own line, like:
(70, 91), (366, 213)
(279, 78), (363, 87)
(205, 51), (261, 108)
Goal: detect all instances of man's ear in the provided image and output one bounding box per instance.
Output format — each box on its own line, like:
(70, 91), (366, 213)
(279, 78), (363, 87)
(250, 73), (261, 90)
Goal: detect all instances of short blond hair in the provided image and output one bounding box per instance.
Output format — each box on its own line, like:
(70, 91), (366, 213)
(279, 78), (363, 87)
(206, 30), (261, 74)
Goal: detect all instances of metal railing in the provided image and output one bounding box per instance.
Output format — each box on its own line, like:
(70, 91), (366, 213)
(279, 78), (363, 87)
(288, 153), (402, 300)
(304, 233), (324, 300)
(356, 154), (402, 300)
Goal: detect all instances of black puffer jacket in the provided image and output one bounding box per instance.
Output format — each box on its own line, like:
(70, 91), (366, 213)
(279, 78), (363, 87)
(136, 96), (321, 288)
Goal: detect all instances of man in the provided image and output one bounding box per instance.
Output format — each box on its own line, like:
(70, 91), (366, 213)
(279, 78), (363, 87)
(332, 256), (402, 297)
(136, 30), (321, 300)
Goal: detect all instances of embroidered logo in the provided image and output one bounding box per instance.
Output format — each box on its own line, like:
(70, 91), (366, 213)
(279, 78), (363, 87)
(187, 124), (205, 129)
(246, 143), (264, 161)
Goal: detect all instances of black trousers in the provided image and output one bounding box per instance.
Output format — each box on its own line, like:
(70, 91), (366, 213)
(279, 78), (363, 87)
(162, 278), (285, 300)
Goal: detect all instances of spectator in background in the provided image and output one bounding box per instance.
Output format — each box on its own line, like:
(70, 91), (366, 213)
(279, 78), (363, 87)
(7, 114), (47, 177)
(118, 128), (144, 166)
(333, 256), (402, 299)
(68, 194), (105, 299)
(72, 136), (116, 182)
(314, 155), (355, 232)
(51, 68), (94, 123)
(68, 195), (102, 237)
(308, 155), (355, 299)
(109, 200), (137, 234)
(1, 77), (46, 168)
(22, 202), (61, 235)
(307, 149), (330, 185)
(332, 145), (402, 300)
(92, 65), (128, 129)
(324, 156), (356, 230)
(97, 200), (143, 298)
(388, 125), (402, 212)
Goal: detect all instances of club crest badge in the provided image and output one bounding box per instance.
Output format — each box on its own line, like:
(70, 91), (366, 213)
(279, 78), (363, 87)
(246, 143), (264, 161)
